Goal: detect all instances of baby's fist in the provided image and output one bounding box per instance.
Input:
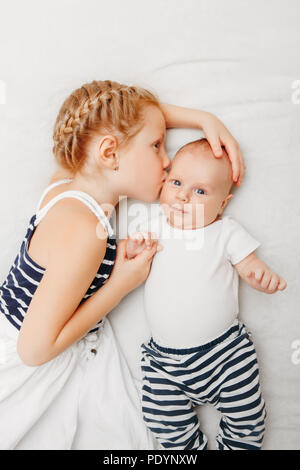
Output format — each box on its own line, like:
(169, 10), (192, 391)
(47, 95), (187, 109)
(246, 263), (287, 294)
(126, 232), (162, 260)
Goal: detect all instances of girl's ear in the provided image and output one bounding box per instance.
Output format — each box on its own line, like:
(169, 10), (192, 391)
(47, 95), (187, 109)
(218, 193), (233, 215)
(96, 135), (119, 170)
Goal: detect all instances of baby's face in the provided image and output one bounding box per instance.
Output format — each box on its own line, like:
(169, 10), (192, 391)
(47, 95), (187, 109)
(159, 143), (233, 229)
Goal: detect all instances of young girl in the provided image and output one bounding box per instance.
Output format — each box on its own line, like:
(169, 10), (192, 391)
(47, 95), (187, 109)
(0, 79), (245, 450)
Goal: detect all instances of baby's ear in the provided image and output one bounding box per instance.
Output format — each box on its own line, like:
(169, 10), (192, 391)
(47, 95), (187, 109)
(218, 193), (233, 215)
(223, 193), (234, 206)
(224, 193), (234, 209)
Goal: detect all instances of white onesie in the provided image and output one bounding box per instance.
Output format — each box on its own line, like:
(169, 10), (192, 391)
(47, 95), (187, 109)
(140, 209), (260, 348)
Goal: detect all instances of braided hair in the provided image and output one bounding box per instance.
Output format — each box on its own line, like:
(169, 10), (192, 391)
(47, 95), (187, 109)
(53, 80), (161, 173)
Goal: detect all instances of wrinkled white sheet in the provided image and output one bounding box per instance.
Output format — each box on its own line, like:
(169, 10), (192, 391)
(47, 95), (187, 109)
(0, 0), (299, 450)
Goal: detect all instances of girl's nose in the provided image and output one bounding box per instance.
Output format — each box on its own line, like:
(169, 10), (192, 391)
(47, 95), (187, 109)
(162, 151), (171, 170)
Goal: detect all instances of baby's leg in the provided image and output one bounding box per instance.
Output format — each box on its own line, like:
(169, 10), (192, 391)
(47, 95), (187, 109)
(140, 342), (208, 450)
(214, 335), (266, 450)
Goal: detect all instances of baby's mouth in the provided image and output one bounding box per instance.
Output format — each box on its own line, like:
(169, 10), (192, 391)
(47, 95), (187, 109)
(171, 204), (187, 214)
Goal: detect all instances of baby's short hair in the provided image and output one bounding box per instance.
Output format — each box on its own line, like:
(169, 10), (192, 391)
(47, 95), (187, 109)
(176, 137), (227, 158)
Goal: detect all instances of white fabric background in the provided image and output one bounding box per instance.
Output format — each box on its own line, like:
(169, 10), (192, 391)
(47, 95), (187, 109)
(0, 0), (299, 450)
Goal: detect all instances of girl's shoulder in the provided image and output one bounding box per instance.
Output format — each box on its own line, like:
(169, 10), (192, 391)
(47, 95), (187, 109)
(28, 185), (108, 271)
(46, 202), (108, 264)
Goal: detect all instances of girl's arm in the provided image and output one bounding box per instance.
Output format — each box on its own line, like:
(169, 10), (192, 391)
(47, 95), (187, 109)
(234, 252), (287, 294)
(17, 207), (158, 366)
(159, 102), (245, 186)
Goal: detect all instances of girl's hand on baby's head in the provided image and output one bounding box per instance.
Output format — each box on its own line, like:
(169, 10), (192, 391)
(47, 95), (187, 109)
(200, 112), (245, 186)
(126, 232), (163, 260)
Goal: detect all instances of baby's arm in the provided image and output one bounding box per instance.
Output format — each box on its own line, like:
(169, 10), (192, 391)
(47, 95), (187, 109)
(234, 252), (287, 294)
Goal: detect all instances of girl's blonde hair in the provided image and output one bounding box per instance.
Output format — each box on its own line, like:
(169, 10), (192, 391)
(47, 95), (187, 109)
(53, 79), (161, 173)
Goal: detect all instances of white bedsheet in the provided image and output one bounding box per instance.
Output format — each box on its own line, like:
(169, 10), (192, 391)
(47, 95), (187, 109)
(0, 0), (299, 450)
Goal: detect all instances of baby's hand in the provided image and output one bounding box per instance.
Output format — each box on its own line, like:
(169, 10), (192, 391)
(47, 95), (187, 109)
(126, 232), (163, 260)
(235, 254), (287, 294)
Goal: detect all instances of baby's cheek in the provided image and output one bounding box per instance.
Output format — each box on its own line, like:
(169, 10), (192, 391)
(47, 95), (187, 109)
(203, 200), (220, 223)
(191, 201), (205, 222)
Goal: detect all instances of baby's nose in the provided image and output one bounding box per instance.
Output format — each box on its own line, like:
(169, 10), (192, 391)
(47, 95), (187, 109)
(178, 191), (189, 202)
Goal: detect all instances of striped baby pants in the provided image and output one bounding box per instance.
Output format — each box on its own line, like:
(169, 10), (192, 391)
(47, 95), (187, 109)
(140, 320), (266, 450)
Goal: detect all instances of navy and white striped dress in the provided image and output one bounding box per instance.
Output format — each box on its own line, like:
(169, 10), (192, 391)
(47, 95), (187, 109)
(0, 178), (116, 333)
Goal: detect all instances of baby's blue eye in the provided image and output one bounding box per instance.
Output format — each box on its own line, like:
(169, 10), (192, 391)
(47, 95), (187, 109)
(172, 179), (181, 186)
(195, 188), (205, 195)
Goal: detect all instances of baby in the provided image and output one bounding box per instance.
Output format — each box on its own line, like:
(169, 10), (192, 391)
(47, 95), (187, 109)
(126, 138), (287, 450)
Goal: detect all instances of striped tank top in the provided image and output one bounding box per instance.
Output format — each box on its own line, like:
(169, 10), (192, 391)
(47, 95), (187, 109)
(0, 178), (117, 333)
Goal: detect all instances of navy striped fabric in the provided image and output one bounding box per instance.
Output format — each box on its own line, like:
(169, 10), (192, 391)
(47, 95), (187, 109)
(141, 320), (266, 450)
(0, 190), (116, 333)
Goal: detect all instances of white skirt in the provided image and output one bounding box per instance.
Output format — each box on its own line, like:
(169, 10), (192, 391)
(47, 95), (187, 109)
(0, 314), (157, 450)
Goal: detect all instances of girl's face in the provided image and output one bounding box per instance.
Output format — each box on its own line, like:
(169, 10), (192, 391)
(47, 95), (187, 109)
(118, 105), (171, 202)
